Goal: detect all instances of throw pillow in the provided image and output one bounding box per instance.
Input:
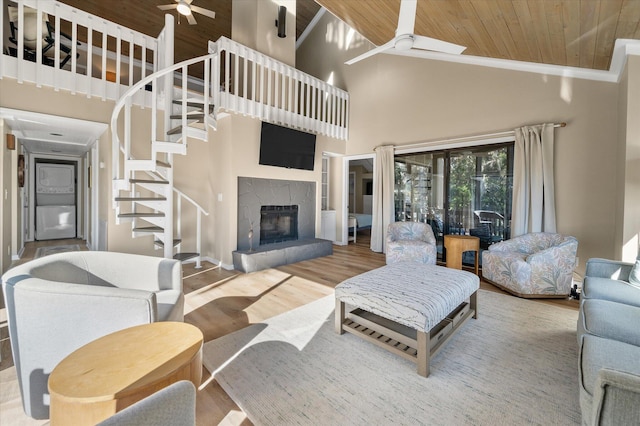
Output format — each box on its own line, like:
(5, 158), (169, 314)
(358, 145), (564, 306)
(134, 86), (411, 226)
(629, 255), (640, 287)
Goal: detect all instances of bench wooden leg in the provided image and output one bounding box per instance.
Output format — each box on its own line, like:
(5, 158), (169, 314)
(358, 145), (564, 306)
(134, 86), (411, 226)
(470, 291), (478, 319)
(417, 330), (430, 377)
(335, 299), (345, 334)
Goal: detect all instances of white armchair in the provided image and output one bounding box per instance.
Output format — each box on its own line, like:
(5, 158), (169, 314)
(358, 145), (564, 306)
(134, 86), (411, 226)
(1, 251), (183, 420)
(385, 221), (437, 265)
(481, 232), (578, 297)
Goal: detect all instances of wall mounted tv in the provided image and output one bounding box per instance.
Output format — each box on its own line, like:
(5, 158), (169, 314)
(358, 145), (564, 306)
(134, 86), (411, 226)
(259, 122), (317, 171)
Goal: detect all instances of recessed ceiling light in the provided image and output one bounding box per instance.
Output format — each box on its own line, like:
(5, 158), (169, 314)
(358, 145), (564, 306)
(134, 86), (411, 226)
(50, 132), (63, 137)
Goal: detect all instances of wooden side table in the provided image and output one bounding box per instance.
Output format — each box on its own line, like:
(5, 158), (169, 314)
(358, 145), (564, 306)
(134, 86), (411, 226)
(444, 235), (480, 276)
(48, 322), (203, 426)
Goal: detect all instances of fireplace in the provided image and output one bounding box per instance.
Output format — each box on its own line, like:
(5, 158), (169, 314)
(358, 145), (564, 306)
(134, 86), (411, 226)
(260, 205), (299, 245)
(236, 178), (315, 252)
(234, 178), (332, 273)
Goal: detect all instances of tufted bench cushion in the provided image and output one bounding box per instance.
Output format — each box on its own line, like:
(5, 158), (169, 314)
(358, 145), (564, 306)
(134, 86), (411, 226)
(335, 262), (479, 331)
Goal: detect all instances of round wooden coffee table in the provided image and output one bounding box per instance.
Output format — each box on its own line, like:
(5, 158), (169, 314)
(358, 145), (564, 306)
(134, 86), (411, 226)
(48, 321), (203, 426)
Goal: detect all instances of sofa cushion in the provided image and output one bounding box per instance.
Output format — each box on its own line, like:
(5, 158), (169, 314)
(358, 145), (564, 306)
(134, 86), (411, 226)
(580, 335), (640, 396)
(582, 276), (640, 308)
(629, 256), (640, 287)
(579, 335), (640, 425)
(578, 299), (640, 347)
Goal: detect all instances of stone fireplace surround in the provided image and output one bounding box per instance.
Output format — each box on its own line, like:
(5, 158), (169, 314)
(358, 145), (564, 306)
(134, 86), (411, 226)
(233, 177), (332, 273)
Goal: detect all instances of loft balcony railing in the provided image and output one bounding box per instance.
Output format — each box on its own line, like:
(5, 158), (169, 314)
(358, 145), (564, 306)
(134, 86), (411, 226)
(211, 37), (349, 141)
(0, 0), (171, 105)
(1, 2), (349, 141)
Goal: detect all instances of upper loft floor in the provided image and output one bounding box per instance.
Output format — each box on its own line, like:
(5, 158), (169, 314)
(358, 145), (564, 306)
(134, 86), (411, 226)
(0, 0), (349, 140)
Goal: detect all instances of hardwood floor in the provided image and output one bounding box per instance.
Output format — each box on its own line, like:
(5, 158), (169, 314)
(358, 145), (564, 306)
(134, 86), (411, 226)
(0, 234), (578, 425)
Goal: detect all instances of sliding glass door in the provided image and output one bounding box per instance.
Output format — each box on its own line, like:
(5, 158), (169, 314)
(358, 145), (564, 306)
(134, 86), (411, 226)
(394, 143), (513, 265)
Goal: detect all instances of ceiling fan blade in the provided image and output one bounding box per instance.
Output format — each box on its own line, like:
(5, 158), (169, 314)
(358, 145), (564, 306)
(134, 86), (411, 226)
(396, 0), (417, 36)
(186, 13), (197, 25)
(191, 5), (215, 19)
(157, 4), (178, 11)
(412, 35), (466, 55)
(345, 40), (395, 65)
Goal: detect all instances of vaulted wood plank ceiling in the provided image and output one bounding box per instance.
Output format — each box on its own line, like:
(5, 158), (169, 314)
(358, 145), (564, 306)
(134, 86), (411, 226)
(56, 0), (320, 65)
(316, 0), (640, 70)
(56, 0), (640, 71)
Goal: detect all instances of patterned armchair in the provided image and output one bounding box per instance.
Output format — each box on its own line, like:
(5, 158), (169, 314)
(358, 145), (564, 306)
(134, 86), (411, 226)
(385, 221), (437, 265)
(481, 232), (578, 298)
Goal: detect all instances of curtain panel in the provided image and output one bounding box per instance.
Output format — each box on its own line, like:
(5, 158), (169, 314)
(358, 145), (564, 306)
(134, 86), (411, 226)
(511, 123), (557, 236)
(370, 145), (395, 252)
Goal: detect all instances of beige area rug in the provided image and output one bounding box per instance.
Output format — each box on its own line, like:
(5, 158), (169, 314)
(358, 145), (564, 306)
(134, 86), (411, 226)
(203, 289), (581, 426)
(34, 244), (81, 258)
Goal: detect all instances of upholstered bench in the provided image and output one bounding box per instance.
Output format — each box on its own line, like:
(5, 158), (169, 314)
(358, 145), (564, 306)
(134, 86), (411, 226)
(335, 262), (479, 377)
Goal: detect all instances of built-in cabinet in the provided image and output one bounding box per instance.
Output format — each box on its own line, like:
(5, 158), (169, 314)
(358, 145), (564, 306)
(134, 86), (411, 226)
(320, 210), (336, 242)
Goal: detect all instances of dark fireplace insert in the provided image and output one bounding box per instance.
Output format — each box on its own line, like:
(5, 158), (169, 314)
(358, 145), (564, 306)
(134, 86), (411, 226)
(260, 205), (299, 245)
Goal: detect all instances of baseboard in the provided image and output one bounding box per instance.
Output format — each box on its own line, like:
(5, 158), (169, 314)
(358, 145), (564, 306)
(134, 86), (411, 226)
(198, 255), (234, 271)
(12, 246), (24, 261)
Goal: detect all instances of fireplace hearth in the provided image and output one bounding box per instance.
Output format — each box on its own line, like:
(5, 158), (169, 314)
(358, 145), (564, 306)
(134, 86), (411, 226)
(234, 177), (332, 273)
(260, 205), (298, 245)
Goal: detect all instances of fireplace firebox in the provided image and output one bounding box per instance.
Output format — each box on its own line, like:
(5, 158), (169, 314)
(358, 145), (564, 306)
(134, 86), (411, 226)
(260, 205), (299, 245)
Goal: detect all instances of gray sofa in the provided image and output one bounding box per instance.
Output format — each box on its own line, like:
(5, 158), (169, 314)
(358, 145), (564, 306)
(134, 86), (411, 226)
(1, 251), (183, 420)
(577, 257), (640, 425)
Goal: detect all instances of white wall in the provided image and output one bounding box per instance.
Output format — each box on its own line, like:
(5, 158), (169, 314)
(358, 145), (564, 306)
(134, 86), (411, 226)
(619, 56), (640, 261)
(174, 114), (329, 268)
(232, 0), (296, 66)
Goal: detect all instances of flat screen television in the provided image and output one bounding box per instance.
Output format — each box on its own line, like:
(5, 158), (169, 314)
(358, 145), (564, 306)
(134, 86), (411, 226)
(259, 122), (316, 171)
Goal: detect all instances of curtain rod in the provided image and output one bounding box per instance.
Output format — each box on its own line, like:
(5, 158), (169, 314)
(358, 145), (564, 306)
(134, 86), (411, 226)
(395, 122), (567, 150)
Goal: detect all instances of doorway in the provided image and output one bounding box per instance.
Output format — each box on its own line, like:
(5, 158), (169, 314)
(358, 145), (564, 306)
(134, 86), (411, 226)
(0, 108), (107, 253)
(344, 155), (375, 245)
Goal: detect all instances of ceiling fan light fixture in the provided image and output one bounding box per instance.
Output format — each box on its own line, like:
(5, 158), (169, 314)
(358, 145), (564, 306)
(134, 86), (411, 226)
(394, 35), (414, 51)
(176, 1), (192, 16)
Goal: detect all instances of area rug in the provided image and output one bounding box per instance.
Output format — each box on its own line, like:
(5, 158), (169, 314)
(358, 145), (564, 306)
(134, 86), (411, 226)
(34, 244), (81, 258)
(202, 290), (581, 425)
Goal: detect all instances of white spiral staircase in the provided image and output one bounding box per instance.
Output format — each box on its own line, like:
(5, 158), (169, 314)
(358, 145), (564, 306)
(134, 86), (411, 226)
(110, 36), (349, 265)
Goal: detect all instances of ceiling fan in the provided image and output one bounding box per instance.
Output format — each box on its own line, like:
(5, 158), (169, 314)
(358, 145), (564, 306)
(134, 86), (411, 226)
(345, 0), (466, 65)
(157, 0), (215, 25)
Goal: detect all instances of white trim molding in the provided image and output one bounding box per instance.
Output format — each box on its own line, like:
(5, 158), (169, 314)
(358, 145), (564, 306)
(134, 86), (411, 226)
(385, 39), (640, 83)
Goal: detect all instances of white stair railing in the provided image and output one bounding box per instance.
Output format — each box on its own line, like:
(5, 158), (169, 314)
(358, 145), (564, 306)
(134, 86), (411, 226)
(211, 37), (349, 141)
(110, 53), (215, 188)
(174, 188), (209, 268)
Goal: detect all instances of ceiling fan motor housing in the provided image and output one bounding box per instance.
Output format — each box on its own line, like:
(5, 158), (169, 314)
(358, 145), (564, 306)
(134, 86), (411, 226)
(176, 0), (191, 16)
(394, 34), (414, 51)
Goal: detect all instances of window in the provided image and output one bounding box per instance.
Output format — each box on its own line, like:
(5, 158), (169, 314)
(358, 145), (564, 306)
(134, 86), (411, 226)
(394, 143), (514, 264)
